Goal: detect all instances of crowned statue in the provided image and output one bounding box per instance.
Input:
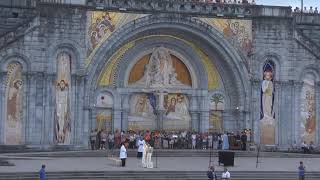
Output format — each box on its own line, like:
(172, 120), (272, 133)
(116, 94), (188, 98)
(260, 68), (276, 145)
(134, 47), (188, 88)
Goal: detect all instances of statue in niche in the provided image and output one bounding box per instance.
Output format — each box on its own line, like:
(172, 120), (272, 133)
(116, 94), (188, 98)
(5, 62), (23, 145)
(261, 70), (275, 121)
(54, 53), (71, 145)
(7, 79), (23, 122)
(134, 47), (188, 88)
(300, 76), (316, 144)
(260, 61), (276, 145)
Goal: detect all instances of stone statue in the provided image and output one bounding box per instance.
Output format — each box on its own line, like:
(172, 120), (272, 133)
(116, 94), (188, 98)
(55, 80), (69, 143)
(260, 68), (276, 145)
(134, 47), (187, 88)
(5, 63), (23, 145)
(7, 79), (23, 122)
(54, 53), (71, 145)
(261, 70), (274, 121)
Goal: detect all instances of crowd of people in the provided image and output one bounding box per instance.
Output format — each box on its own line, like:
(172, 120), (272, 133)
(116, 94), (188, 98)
(181, 0), (255, 4)
(301, 141), (317, 154)
(89, 129), (249, 151)
(294, 6), (319, 14)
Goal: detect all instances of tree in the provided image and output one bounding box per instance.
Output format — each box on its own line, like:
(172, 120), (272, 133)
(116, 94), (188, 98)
(210, 94), (224, 110)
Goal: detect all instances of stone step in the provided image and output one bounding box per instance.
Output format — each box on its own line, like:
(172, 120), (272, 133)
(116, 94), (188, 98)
(6, 149), (319, 158)
(0, 171), (319, 180)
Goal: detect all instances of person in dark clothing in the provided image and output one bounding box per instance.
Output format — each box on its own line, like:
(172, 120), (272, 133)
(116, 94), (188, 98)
(90, 129), (97, 150)
(240, 132), (247, 151)
(96, 130), (102, 150)
(298, 161), (306, 180)
(207, 166), (217, 180)
(39, 164), (46, 180)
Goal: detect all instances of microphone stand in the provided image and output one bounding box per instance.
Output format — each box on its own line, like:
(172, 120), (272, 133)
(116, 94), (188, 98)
(256, 144), (260, 168)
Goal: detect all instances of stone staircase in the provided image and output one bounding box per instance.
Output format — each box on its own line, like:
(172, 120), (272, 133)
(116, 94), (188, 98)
(294, 28), (320, 60)
(0, 5), (39, 51)
(4, 149), (320, 158)
(0, 171), (320, 180)
(0, 15), (39, 51)
(0, 6), (37, 36)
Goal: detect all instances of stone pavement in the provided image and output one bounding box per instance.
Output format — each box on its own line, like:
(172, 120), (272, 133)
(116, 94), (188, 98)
(1, 156), (320, 173)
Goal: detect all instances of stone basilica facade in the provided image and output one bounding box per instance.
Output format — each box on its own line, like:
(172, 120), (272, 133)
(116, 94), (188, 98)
(0, 1), (319, 148)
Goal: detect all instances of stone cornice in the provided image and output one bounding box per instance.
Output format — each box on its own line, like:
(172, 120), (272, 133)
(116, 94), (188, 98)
(38, 0), (292, 19)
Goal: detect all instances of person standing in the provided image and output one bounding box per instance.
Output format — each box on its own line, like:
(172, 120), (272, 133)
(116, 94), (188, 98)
(137, 137), (145, 158)
(100, 130), (107, 150)
(222, 132), (229, 150)
(39, 164), (46, 180)
(298, 161), (306, 180)
(90, 129), (97, 150)
(221, 168), (231, 180)
(207, 166), (217, 180)
(108, 132), (114, 149)
(191, 133), (196, 149)
(301, 141), (310, 154)
(218, 134), (223, 150)
(240, 131), (247, 151)
(119, 143), (127, 167)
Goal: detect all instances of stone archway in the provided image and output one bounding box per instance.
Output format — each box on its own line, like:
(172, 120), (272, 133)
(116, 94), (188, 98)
(86, 14), (250, 132)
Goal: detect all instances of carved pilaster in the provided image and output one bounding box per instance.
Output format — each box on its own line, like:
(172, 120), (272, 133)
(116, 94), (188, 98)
(316, 81), (320, 144)
(0, 73), (7, 144)
(292, 81), (303, 145)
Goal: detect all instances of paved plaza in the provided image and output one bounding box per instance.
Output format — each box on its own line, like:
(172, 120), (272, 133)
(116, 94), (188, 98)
(1, 154), (320, 173)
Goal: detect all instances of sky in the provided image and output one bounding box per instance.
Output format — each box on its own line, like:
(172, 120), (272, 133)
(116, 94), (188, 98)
(257, 0), (320, 8)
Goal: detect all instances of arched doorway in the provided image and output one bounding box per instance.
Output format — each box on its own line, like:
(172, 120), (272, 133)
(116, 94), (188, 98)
(85, 15), (250, 133)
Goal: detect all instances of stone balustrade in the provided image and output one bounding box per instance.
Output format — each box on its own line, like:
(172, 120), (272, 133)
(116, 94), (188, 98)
(35, 0), (294, 18)
(294, 13), (320, 25)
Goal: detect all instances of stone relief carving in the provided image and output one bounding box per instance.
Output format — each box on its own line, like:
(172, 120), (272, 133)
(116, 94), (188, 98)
(133, 47), (190, 88)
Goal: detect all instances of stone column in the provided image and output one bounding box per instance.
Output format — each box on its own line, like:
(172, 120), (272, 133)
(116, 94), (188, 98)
(250, 79), (261, 143)
(91, 108), (97, 131)
(77, 76), (86, 146)
(25, 72), (37, 144)
(83, 107), (90, 147)
(121, 94), (129, 131)
(73, 75), (85, 146)
(199, 91), (209, 132)
(157, 110), (166, 130)
(275, 81), (294, 146)
(34, 72), (45, 145)
(82, 77), (90, 146)
(112, 93), (122, 131)
(293, 81), (303, 145)
(274, 81), (282, 146)
(42, 74), (54, 145)
(70, 74), (76, 145)
(113, 108), (122, 131)
(189, 95), (198, 131)
(0, 72), (7, 144)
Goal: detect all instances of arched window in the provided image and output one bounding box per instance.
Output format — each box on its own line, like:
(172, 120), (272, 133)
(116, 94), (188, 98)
(262, 60), (275, 81)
